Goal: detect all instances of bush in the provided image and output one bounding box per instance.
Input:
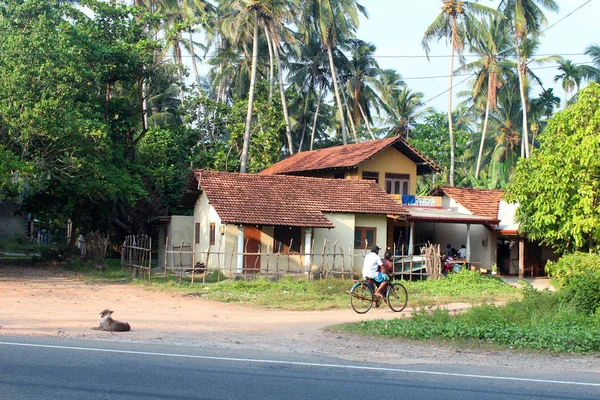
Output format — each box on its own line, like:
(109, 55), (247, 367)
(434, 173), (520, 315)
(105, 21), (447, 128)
(545, 252), (600, 286)
(561, 269), (600, 315)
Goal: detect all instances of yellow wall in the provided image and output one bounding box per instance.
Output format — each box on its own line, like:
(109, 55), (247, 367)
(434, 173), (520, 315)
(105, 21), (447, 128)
(348, 147), (418, 194)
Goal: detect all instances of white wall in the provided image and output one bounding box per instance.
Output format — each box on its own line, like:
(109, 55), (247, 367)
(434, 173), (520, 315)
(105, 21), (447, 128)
(158, 215), (194, 269)
(415, 221), (496, 268)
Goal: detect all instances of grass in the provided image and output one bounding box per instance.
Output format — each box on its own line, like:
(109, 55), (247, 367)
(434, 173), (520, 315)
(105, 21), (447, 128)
(336, 282), (600, 354)
(58, 260), (519, 311)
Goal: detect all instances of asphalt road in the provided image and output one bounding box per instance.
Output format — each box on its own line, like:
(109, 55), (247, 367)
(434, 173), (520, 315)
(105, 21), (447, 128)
(1, 336), (599, 400)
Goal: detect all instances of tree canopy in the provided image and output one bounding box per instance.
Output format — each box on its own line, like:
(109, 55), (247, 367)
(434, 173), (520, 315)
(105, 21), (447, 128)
(506, 83), (600, 253)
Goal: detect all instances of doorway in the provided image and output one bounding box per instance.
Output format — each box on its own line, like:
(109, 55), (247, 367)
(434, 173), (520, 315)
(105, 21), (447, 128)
(243, 225), (262, 273)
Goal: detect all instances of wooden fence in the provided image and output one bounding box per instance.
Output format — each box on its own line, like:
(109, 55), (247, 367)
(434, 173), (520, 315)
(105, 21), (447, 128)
(121, 234), (152, 279)
(78, 232), (109, 270)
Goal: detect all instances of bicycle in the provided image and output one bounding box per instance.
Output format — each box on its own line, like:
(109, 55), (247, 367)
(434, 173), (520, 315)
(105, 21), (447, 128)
(348, 279), (408, 314)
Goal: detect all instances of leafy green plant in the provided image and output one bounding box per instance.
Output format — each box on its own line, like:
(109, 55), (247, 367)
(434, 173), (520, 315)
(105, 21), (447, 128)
(560, 269), (600, 315)
(545, 252), (600, 286)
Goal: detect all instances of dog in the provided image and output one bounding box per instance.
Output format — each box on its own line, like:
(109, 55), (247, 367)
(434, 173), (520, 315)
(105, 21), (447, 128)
(92, 309), (131, 332)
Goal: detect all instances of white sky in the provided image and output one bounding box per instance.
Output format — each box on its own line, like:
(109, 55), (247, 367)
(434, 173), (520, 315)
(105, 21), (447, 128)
(356, 0), (599, 111)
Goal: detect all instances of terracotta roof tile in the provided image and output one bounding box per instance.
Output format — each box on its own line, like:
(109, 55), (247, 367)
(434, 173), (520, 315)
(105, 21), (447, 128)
(259, 136), (441, 175)
(434, 186), (506, 219)
(183, 170), (407, 228)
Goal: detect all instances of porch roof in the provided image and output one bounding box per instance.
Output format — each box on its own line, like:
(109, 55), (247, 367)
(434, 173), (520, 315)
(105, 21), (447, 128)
(405, 207), (500, 224)
(431, 186), (506, 219)
(180, 170), (407, 228)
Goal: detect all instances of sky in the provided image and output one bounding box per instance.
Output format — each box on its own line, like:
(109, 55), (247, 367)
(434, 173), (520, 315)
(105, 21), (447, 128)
(355, 0), (599, 112)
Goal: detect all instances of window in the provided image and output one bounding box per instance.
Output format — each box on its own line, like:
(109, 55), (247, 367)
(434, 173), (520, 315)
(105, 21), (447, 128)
(354, 227), (376, 249)
(209, 223), (216, 245)
(195, 223), (200, 244)
(163, 227), (168, 245)
(362, 171), (379, 184)
(385, 173), (410, 195)
(274, 226), (301, 253)
(333, 172), (345, 179)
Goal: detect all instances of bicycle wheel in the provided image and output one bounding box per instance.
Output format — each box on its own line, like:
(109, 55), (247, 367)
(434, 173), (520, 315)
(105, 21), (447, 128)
(350, 281), (374, 314)
(386, 282), (408, 312)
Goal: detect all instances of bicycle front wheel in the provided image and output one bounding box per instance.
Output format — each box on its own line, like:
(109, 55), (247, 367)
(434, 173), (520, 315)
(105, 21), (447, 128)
(350, 282), (374, 314)
(387, 282), (408, 312)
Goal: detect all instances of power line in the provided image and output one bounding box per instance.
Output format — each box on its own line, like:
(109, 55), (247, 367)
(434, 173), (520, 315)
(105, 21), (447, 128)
(541, 0), (592, 34)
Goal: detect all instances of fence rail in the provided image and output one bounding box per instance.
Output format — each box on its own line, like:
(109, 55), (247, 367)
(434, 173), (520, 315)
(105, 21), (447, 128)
(121, 234), (152, 279)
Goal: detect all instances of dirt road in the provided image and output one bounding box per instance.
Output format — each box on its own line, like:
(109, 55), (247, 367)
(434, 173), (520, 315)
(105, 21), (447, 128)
(1, 263), (598, 372)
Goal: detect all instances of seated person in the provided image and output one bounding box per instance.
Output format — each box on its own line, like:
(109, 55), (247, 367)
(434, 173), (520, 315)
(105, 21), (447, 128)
(457, 245), (467, 259)
(443, 244), (453, 258)
(381, 251), (393, 276)
(362, 245), (389, 300)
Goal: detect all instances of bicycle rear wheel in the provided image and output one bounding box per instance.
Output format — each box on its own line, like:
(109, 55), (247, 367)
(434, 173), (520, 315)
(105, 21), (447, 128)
(387, 282), (408, 312)
(350, 282), (374, 314)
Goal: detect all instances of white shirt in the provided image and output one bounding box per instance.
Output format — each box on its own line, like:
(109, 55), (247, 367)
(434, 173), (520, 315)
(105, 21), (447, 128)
(458, 247), (467, 258)
(362, 252), (383, 279)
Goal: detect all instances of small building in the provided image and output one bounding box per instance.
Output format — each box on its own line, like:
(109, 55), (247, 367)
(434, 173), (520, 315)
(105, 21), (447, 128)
(164, 170), (406, 275)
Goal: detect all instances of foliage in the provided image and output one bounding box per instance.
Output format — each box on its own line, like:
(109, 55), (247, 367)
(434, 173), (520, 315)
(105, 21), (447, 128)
(345, 286), (600, 353)
(506, 83), (600, 253)
(545, 252), (600, 286)
(560, 269), (600, 315)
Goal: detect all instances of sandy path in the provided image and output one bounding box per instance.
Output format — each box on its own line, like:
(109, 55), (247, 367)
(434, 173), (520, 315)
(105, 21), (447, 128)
(1, 263), (599, 372)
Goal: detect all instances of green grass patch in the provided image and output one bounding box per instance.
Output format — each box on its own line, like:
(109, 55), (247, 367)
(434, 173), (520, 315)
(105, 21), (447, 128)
(340, 284), (600, 353)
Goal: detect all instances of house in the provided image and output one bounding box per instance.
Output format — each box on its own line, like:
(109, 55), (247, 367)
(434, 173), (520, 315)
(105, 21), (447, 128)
(260, 136), (443, 255)
(159, 170), (406, 275)
(425, 187), (558, 277)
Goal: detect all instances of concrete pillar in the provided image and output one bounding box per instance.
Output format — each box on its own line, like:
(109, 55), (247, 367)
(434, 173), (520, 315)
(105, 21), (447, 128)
(237, 225), (245, 273)
(304, 228), (312, 271)
(466, 224), (471, 260)
(408, 222), (415, 256)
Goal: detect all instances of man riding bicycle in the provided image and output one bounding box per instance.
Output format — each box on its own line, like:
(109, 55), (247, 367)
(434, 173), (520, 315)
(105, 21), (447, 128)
(362, 245), (390, 301)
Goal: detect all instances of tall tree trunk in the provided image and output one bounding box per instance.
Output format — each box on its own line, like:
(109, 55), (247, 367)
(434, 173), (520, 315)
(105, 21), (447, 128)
(175, 41), (185, 107)
(310, 83), (324, 151)
(265, 27), (275, 102)
(240, 12), (259, 173)
(475, 98), (491, 179)
(269, 27), (294, 155)
(188, 30), (202, 96)
(517, 55), (530, 158)
(338, 71), (357, 141)
(447, 38), (456, 187)
(298, 88), (311, 152)
(358, 102), (375, 140)
(327, 45), (347, 144)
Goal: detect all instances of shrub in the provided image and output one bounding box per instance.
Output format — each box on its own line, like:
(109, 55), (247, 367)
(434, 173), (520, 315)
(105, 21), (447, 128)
(561, 269), (600, 315)
(545, 252), (600, 286)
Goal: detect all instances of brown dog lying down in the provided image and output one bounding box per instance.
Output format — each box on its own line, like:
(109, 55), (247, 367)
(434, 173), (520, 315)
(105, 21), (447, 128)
(92, 309), (131, 332)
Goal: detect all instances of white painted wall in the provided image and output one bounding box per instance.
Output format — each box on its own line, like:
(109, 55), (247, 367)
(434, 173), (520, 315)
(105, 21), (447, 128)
(158, 215), (194, 269)
(414, 221), (496, 269)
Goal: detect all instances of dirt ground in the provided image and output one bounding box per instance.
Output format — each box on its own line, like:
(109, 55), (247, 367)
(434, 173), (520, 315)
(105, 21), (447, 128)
(1, 263), (599, 372)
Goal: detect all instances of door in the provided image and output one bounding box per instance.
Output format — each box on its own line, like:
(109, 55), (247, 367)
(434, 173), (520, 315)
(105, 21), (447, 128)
(243, 225), (262, 273)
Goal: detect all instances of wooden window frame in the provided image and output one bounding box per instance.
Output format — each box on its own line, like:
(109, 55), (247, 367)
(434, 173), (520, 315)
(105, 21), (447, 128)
(385, 173), (410, 195)
(354, 226), (377, 249)
(362, 171), (379, 184)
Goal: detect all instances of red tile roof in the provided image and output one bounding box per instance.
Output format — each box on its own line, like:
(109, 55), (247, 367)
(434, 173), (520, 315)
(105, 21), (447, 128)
(433, 186), (506, 219)
(181, 170), (407, 228)
(259, 136), (441, 176)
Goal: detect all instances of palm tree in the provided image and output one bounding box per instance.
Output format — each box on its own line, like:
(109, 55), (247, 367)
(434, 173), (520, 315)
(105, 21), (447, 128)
(422, 0), (502, 186)
(553, 59), (583, 102)
(583, 44), (600, 81)
(388, 88), (431, 137)
(459, 16), (511, 179)
(300, 0), (367, 145)
(498, 0), (559, 159)
(288, 32), (331, 150)
(346, 39), (383, 139)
